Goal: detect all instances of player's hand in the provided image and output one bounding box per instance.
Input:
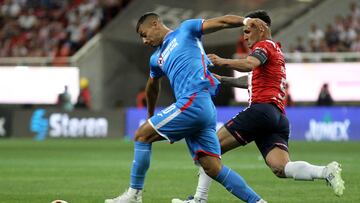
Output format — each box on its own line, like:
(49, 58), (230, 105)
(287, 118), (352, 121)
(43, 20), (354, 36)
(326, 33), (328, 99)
(211, 73), (222, 81)
(207, 54), (224, 67)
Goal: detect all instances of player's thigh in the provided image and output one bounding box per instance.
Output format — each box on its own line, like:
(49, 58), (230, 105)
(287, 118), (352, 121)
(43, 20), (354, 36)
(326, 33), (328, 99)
(217, 126), (242, 154)
(254, 104), (290, 157)
(186, 125), (221, 161)
(134, 121), (164, 143)
(222, 106), (263, 146)
(255, 131), (289, 157)
(149, 92), (215, 143)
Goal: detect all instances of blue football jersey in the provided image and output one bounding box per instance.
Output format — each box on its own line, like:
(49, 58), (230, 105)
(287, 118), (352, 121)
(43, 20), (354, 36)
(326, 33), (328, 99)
(149, 19), (219, 100)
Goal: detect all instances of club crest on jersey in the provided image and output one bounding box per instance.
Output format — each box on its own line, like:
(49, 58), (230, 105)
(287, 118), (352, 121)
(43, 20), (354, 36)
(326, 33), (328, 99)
(158, 56), (164, 66)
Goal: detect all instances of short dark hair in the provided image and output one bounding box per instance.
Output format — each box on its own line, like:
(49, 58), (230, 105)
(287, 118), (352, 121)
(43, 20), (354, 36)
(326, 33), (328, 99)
(245, 10), (271, 26)
(136, 12), (160, 33)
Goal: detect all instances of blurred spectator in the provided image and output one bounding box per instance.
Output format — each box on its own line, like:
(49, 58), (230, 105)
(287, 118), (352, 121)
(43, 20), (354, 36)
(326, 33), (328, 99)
(334, 15), (345, 33)
(308, 39), (321, 55)
(350, 33), (360, 51)
(339, 22), (357, 49)
(308, 24), (324, 48)
(57, 85), (74, 111)
(316, 83), (334, 106)
(18, 9), (37, 30)
(136, 87), (146, 109)
(350, 2), (360, 19)
(76, 77), (91, 109)
(324, 24), (340, 51)
(294, 36), (306, 52)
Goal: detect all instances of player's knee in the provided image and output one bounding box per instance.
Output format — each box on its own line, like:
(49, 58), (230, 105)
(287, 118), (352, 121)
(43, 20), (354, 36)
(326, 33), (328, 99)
(198, 155), (222, 178)
(202, 164), (222, 178)
(134, 128), (148, 142)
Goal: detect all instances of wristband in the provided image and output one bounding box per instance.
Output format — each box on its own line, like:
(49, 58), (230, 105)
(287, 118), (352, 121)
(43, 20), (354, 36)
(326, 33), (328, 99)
(243, 17), (251, 26)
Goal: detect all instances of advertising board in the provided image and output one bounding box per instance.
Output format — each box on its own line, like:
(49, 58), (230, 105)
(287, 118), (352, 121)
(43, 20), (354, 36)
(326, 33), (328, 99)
(126, 107), (360, 141)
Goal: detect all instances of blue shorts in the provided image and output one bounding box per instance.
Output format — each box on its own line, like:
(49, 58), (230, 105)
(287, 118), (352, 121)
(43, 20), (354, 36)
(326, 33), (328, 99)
(148, 91), (220, 160)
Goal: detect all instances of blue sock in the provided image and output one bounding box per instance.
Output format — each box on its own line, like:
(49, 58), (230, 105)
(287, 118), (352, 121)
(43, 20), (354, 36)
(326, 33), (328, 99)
(130, 141), (152, 189)
(215, 165), (261, 203)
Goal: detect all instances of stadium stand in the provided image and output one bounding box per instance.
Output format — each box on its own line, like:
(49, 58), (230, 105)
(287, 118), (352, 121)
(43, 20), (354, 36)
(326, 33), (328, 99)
(0, 0), (131, 59)
(289, 2), (360, 53)
(274, 0), (360, 62)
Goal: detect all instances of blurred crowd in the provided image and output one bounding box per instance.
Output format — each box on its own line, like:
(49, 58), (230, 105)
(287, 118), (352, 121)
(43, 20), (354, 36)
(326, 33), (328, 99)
(0, 0), (131, 58)
(290, 2), (360, 53)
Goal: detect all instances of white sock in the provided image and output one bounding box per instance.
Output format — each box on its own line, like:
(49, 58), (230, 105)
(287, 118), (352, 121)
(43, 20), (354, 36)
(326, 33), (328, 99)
(194, 167), (212, 200)
(128, 187), (142, 196)
(284, 161), (326, 180)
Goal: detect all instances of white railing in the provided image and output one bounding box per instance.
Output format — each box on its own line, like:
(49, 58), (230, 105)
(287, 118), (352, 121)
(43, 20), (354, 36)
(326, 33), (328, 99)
(0, 51), (360, 66)
(0, 57), (72, 66)
(284, 52), (360, 63)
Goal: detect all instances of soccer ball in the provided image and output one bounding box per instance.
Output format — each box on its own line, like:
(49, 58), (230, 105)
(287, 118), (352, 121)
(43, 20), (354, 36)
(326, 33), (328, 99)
(51, 200), (68, 203)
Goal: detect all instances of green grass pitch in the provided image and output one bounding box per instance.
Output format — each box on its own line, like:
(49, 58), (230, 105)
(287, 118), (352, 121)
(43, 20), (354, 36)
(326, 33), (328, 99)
(0, 139), (359, 203)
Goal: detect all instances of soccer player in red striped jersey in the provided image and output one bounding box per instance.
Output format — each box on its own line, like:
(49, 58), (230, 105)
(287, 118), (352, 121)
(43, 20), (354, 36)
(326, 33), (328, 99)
(172, 10), (344, 203)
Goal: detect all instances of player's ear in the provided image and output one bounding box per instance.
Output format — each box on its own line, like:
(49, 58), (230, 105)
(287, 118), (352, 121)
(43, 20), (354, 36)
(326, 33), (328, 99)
(151, 20), (158, 27)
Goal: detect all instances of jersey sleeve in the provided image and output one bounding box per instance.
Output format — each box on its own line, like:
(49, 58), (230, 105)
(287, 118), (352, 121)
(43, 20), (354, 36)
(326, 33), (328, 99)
(179, 19), (204, 38)
(250, 42), (269, 65)
(149, 54), (165, 78)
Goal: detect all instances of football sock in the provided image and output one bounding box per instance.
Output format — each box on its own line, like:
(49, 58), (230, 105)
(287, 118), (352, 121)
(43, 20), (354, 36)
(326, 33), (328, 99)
(214, 165), (261, 203)
(194, 167), (213, 200)
(130, 141), (152, 189)
(284, 161), (325, 180)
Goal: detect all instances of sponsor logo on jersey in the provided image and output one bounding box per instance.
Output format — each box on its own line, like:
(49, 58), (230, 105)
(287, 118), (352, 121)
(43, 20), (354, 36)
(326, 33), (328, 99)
(158, 38), (178, 67)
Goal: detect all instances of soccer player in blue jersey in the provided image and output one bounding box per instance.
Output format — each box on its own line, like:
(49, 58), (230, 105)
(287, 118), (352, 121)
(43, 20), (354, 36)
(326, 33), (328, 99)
(104, 13), (268, 203)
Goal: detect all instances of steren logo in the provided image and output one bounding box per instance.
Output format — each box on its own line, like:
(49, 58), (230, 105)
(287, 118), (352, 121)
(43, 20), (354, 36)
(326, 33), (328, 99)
(305, 118), (350, 141)
(30, 109), (108, 140)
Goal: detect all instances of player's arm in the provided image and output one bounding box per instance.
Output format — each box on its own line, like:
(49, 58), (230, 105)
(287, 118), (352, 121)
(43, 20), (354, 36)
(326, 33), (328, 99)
(208, 53), (263, 72)
(145, 77), (161, 118)
(202, 16), (267, 35)
(214, 73), (248, 89)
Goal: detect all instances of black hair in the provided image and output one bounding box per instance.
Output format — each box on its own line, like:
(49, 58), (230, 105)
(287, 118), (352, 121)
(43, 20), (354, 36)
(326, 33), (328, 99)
(136, 12), (160, 33)
(245, 10), (271, 26)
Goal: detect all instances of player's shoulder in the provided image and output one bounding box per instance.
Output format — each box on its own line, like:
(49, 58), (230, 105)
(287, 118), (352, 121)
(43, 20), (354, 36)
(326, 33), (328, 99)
(180, 19), (203, 26)
(178, 19), (203, 31)
(150, 48), (160, 58)
(149, 49), (161, 66)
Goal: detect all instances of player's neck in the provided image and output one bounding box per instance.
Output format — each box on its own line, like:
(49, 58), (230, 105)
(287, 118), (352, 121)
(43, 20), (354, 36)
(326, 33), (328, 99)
(160, 27), (172, 42)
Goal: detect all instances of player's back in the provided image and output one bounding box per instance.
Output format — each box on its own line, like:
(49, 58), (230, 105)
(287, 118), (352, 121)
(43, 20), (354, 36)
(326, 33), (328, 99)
(250, 40), (286, 113)
(149, 19), (219, 100)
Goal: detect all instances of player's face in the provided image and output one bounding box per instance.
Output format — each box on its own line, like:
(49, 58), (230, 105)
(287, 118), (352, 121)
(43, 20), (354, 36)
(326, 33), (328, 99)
(138, 22), (162, 47)
(243, 25), (262, 48)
